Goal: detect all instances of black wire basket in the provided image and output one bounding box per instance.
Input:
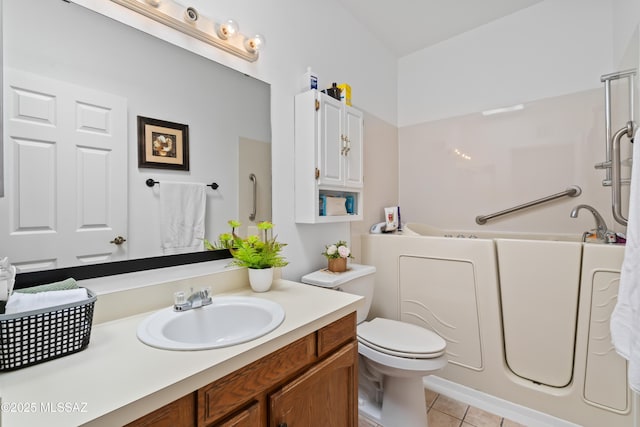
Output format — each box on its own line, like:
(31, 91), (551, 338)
(0, 289), (97, 371)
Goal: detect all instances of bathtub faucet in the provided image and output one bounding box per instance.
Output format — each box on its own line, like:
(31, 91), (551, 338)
(569, 204), (609, 241)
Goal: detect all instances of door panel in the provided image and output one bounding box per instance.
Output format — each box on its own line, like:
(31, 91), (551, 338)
(269, 342), (357, 427)
(318, 96), (343, 186)
(1, 69), (127, 271)
(344, 107), (363, 188)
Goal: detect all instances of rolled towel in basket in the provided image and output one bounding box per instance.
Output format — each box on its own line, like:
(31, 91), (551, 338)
(15, 278), (79, 294)
(5, 288), (88, 315)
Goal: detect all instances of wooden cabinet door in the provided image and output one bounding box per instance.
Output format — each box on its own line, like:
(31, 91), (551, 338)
(269, 342), (358, 427)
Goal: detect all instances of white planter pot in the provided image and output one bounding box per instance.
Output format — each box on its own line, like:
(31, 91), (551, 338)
(248, 267), (274, 292)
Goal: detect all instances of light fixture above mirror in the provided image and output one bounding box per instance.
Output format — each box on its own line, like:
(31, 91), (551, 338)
(217, 19), (239, 40)
(111, 0), (264, 62)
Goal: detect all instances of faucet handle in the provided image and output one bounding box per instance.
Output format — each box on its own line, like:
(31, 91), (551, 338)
(173, 291), (191, 311)
(604, 231), (618, 243)
(200, 287), (212, 305)
(174, 291), (186, 305)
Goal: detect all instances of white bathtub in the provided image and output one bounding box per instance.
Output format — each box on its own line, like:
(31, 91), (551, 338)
(361, 224), (631, 427)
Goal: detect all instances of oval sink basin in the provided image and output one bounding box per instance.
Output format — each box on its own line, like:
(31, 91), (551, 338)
(137, 296), (285, 350)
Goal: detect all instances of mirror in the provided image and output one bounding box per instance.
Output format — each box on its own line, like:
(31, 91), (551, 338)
(1, 0), (271, 275)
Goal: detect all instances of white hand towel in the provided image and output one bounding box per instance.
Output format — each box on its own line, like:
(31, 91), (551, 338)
(160, 182), (206, 254)
(611, 127), (640, 392)
(5, 288), (89, 314)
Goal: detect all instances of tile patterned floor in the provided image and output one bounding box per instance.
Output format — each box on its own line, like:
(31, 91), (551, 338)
(358, 388), (528, 427)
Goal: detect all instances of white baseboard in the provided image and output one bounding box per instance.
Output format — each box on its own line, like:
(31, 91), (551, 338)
(424, 375), (583, 427)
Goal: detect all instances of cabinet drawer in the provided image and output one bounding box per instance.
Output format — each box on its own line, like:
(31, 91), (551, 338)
(198, 334), (316, 426)
(125, 393), (196, 427)
(317, 312), (356, 358)
(213, 401), (261, 427)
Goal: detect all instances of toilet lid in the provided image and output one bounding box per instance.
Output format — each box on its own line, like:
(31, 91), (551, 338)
(357, 318), (446, 359)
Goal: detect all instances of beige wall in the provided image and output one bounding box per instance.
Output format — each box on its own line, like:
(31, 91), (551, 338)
(398, 88), (635, 236)
(350, 112), (399, 262)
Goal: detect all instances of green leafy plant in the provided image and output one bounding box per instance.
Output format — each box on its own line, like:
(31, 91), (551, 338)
(206, 220), (288, 269)
(322, 240), (352, 260)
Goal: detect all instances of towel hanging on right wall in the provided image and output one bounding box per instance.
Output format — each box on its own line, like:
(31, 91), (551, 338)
(611, 127), (640, 392)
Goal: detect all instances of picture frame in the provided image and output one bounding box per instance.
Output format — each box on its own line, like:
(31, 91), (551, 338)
(137, 116), (189, 170)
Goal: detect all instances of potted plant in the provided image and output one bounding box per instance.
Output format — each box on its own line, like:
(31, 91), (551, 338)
(207, 220), (288, 292)
(322, 240), (352, 272)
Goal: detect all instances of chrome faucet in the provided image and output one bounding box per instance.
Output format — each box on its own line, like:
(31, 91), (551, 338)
(570, 204), (609, 241)
(173, 287), (212, 311)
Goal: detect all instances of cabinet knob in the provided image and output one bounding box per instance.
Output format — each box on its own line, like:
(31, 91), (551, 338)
(278, 423), (288, 427)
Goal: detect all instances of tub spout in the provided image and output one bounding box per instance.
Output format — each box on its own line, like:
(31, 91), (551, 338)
(570, 204), (609, 241)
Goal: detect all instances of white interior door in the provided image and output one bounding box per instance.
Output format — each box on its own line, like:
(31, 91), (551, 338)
(0, 69), (128, 272)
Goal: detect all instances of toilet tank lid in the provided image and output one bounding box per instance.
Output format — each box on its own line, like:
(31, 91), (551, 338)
(300, 263), (376, 288)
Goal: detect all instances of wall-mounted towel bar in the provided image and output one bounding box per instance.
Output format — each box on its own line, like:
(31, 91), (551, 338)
(145, 178), (219, 190)
(475, 186), (582, 225)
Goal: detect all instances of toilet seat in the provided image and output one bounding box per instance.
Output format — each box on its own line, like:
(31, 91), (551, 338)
(357, 318), (446, 359)
(358, 341), (448, 377)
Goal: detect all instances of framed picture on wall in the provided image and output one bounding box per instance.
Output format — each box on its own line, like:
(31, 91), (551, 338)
(137, 116), (189, 170)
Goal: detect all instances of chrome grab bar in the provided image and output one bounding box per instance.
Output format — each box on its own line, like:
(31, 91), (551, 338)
(249, 173), (257, 221)
(476, 186), (582, 225)
(597, 69), (636, 187)
(611, 121), (635, 226)
(596, 69), (636, 226)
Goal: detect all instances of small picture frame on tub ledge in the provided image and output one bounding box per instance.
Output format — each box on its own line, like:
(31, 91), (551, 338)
(137, 116), (189, 170)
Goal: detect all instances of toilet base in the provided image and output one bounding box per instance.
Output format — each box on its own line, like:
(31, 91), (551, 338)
(358, 376), (429, 427)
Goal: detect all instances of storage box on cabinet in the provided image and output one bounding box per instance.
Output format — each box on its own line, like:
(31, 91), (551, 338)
(295, 90), (364, 223)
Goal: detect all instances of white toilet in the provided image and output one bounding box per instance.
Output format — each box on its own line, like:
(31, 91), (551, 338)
(301, 263), (447, 427)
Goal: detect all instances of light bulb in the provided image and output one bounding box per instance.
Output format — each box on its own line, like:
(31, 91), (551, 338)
(217, 19), (239, 40)
(244, 34), (265, 53)
(183, 7), (199, 22)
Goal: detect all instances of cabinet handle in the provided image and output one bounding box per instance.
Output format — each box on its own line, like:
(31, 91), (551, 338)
(278, 423), (288, 427)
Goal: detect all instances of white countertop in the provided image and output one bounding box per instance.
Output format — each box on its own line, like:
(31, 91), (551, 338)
(0, 278), (362, 426)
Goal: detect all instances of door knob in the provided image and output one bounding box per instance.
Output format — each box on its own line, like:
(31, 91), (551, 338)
(110, 236), (127, 245)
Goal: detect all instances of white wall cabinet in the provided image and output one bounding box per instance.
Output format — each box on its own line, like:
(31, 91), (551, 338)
(295, 90), (364, 223)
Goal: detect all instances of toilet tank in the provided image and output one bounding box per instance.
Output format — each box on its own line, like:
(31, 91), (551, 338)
(300, 263), (376, 324)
